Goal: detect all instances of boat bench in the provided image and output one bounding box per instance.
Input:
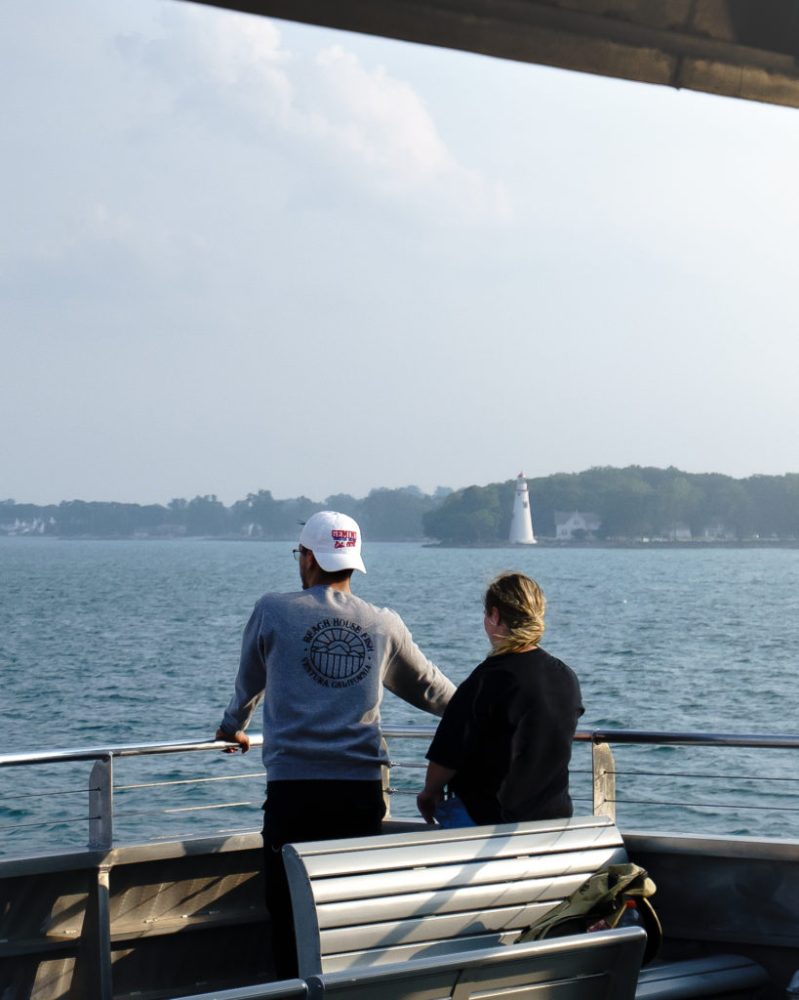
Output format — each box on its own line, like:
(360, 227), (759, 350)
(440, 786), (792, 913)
(283, 815), (769, 1000)
(172, 930), (646, 1000)
(304, 928), (646, 1000)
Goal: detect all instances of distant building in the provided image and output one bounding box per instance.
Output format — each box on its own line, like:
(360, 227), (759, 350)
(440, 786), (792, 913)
(509, 473), (536, 544)
(662, 522), (692, 541)
(554, 511), (601, 541)
(0, 516), (53, 536)
(697, 520), (735, 540)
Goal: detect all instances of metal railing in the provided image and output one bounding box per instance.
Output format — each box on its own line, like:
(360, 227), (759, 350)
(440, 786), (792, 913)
(0, 736), (267, 854)
(383, 727), (799, 838)
(3, 727), (799, 855)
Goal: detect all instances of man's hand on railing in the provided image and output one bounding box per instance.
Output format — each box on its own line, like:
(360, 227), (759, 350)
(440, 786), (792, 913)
(215, 728), (250, 754)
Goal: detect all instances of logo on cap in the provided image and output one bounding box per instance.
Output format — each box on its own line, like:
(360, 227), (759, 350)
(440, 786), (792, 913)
(332, 529), (357, 549)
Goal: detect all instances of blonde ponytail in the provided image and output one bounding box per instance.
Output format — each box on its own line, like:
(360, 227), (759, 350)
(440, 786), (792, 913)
(485, 572), (546, 655)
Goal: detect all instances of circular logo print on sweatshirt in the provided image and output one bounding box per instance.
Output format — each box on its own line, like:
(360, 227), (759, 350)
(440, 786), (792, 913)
(307, 626), (368, 682)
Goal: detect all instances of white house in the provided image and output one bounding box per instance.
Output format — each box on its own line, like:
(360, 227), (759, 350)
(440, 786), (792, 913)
(554, 511), (601, 540)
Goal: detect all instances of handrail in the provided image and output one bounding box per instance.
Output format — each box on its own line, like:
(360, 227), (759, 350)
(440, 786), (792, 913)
(4, 727), (799, 769)
(0, 735), (265, 768)
(575, 729), (799, 749)
(3, 727), (799, 856)
(380, 726), (799, 750)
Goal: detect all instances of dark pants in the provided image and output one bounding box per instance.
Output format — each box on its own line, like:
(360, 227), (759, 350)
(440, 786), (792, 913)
(262, 779), (386, 980)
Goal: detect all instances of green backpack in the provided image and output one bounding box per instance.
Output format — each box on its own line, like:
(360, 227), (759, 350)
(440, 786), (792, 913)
(516, 863), (663, 965)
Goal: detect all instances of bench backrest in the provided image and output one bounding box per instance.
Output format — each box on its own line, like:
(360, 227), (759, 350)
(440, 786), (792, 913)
(306, 928), (647, 1000)
(283, 815), (628, 979)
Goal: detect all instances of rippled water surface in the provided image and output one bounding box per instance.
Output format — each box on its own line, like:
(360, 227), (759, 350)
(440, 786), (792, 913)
(2, 538), (798, 852)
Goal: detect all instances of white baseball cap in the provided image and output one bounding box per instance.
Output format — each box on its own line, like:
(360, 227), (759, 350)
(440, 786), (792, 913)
(298, 511), (367, 574)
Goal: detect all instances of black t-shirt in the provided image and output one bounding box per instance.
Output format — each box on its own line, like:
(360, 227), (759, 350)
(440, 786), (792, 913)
(426, 647), (584, 824)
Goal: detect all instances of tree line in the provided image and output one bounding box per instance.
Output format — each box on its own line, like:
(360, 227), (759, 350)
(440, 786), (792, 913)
(0, 486), (448, 541)
(2, 467), (798, 542)
(423, 467), (799, 543)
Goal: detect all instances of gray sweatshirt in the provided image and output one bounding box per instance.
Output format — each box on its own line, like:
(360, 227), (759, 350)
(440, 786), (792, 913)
(221, 585), (455, 781)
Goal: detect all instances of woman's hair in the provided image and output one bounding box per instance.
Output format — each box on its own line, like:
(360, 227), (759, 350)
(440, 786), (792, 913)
(484, 572), (546, 655)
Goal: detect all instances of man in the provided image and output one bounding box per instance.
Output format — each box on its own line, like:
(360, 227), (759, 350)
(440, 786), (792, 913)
(215, 510), (454, 979)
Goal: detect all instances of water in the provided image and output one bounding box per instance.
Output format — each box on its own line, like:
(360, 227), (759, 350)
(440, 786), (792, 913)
(2, 537), (799, 853)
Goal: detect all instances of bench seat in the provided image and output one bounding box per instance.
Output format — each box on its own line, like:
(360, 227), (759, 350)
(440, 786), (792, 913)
(306, 928), (647, 1000)
(170, 817), (770, 1000)
(284, 815), (628, 976)
(168, 950), (768, 1000)
(282, 815), (769, 1000)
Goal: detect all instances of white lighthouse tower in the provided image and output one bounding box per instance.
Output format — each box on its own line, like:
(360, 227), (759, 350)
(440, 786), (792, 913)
(509, 472), (536, 544)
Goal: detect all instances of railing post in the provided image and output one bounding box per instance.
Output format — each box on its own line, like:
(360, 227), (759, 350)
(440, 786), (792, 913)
(84, 756), (114, 1000)
(89, 755), (114, 850)
(382, 763), (392, 818)
(592, 741), (616, 820)
(78, 862), (114, 1000)
(380, 736), (391, 818)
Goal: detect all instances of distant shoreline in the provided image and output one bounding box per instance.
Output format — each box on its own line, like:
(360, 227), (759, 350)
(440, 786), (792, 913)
(424, 539), (799, 550)
(4, 535), (798, 549)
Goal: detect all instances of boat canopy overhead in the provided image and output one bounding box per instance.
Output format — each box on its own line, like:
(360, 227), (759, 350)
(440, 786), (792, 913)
(185, 0), (799, 110)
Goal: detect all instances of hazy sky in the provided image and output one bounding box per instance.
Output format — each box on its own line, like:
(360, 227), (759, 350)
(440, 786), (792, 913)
(2, 0), (798, 506)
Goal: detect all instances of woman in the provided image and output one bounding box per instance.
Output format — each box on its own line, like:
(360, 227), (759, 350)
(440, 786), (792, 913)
(417, 572), (583, 826)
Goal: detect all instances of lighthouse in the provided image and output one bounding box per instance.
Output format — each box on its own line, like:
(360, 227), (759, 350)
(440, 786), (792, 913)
(509, 472), (536, 544)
